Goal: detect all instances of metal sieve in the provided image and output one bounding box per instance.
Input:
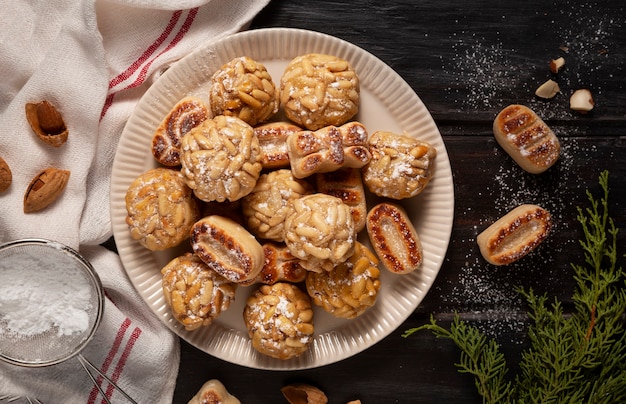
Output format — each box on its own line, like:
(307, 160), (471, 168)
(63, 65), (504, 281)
(0, 239), (136, 404)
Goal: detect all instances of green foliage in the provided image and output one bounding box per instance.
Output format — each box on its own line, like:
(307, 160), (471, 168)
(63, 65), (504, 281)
(403, 170), (626, 404)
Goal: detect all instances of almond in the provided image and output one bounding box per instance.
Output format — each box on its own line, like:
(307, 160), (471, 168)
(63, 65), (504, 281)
(535, 79), (560, 99)
(549, 56), (566, 74)
(570, 89), (594, 113)
(281, 384), (328, 404)
(25, 101), (68, 147)
(23, 167), (70, 213)
(0, 156), (12, 193)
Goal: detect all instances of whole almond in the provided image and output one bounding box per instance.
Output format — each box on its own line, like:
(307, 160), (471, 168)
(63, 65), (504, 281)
(25, 101), (68, 147)
(37, 101), (66, 134)
(281, 384), (328, 404)
(23, 167), (70, 213)
(0, 156), (12, 193)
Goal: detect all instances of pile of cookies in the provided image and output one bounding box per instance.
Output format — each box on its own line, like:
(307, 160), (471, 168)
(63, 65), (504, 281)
(124, 53), (437, 360)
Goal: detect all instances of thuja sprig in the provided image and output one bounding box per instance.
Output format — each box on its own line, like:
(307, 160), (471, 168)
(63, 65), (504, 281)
(403, 170), (626, 403)
(403, 315), (513, 403)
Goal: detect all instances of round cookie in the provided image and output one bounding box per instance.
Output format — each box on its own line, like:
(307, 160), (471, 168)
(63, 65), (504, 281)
(161, 253), (237, 331)
(283, 193), (356, 272)
(209, 56), (279, 126)
(306, 241), (381, 319)
(180, 115), (262, 202)
(243, 282), (314, 360)
(125, 167), (200, 251)
(363, 131), (436, 200)
(280, 53), (359, 130)
(241, 169), (314, 242)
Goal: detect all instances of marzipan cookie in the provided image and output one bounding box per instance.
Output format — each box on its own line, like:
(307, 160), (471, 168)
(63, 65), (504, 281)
(190, 215), (265, 283)
(241, 169), (313, 242)
(366, 202), (423, 274)
(188, 379), (241, 404)
(161, 253), (237, 331)
(283, 194), (356, 272)
(254, 121), (301, 170)
(363, 131), (436, 199)
(477, 204), (552, 265)
(181, 115), (262, 202)
(280, 53), (359, 130)
(209, 56), (279, 126)
(287, 121), (371, 179)
(306, 241), (381, 319)
(315, 168), (367, 232)
(151, 96), (209, 166)
(125, 167), (200, 251)
(493, 104), (560, 174)
(253, 242), (308, 285)
(243, 282), (314, 360)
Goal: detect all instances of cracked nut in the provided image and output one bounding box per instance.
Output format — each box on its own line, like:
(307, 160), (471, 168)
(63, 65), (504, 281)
(549, 56), (566, 74)
(0, 156), (11, 193)
(281, 384), (328, 404)
(23, 167), (70, 213)
(570, 89), (594, 113)
(25, 101), (68, 147)
(535, 79), (560, 99)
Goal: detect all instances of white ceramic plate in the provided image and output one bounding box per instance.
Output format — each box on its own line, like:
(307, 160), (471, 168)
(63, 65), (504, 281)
(111, 28), (454, 370)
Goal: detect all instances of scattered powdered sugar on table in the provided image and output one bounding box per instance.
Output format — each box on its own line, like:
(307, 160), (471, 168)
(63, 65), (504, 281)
(0, 252), (93, 337)
(443, 2), (621, 114)
(434, 2), (620, 341)
(443, 35), (521, 111)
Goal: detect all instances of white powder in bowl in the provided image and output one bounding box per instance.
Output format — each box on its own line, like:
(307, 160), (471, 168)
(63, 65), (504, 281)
(0, 251), (93, 337)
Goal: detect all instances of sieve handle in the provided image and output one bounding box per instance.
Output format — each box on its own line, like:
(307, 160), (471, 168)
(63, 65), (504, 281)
(77, 354), (138, 404)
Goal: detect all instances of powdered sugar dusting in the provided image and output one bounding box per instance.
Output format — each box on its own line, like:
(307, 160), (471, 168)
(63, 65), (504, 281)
(0, 252), (93, 337)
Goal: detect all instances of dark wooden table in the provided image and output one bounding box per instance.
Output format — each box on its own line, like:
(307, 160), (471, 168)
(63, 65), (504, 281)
(172, 1), (626, 402)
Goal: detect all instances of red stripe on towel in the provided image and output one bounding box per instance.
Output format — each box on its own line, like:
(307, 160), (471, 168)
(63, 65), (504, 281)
(102, 326), (142, 403)
(108, 11), (182, 89)
(87, 318), (130, 403)
(100, 8), (198, 121)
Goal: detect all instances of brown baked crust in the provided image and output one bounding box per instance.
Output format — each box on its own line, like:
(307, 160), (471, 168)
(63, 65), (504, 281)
(477, 204), (552, 265)
(286, 121), (370, 179)
(152, 97), (209, 166)
(190, 215), (264, 283)
(255, 242), (308, 285)
(366, 202), (423, 274)
(315, 168), (367, 232)
(493, 104), (560, 174)
(254, 121), (301, 170)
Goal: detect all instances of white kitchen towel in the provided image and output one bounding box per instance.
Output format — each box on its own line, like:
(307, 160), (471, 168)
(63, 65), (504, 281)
(0, 0), (270, 402)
